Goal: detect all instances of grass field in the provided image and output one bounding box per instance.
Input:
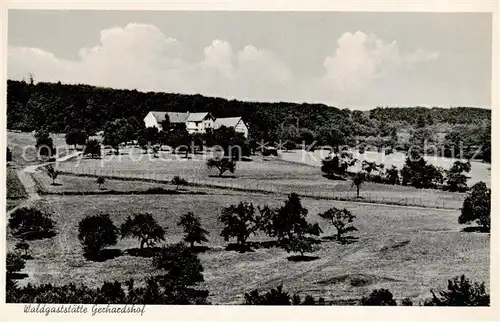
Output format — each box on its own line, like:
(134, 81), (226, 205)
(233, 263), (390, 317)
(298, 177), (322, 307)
(57, 151), (465, 209)
(8, 192), (489, 304)
(7, 131), (69, 166)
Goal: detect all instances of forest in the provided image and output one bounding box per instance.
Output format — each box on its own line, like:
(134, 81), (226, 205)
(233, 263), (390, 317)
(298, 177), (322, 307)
(6, 79), (491, 161)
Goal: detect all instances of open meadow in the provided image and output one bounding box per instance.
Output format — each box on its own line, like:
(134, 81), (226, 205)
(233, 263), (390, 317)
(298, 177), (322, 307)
(56, 149), (466, 209)
(7, 189), (489, 304)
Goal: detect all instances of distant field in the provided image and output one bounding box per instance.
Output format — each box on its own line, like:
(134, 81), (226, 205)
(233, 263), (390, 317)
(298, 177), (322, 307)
(57, 151), (465, 209)
(9, 193), (489, 304)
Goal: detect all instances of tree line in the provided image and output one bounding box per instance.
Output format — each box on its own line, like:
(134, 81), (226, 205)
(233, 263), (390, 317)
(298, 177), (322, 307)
(7, 79), (491, 162)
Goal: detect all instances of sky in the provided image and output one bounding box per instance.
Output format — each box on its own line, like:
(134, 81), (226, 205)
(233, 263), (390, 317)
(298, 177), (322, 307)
(7, 10), (493, 110)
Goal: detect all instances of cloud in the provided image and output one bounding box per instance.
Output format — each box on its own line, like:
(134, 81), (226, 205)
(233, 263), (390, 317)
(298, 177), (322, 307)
(8, 25), (440, 108)
(321, 31), (440, 106)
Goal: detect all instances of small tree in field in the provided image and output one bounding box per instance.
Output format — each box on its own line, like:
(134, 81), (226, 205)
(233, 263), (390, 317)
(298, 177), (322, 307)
(458, 181), (490, 231)
(120, 213), (166, 249)
(219, 202), (258, 249)
(65, 129), (87, 149)
(445, 161), (471, 192)
(259, 193), (322, 257)
(78, 214), (118, 258)
(351, 172), (366, 198)
(96, 176), (105, 189)
(84, 139), (101, 158)
(384, 165), (400, 185)
(177, 212), (209, 248)
(318, 207), (357, 243)
(45, 164), (61, 185)
(207, 157), (236, 177)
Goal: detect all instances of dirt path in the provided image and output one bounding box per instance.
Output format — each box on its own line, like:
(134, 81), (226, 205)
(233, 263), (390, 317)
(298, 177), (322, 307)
(6, 152), (82, 217)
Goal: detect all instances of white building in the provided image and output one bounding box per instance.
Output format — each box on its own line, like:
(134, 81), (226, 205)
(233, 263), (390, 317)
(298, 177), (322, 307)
(213, 117), (249, 138)
(144, 111), (248, 137)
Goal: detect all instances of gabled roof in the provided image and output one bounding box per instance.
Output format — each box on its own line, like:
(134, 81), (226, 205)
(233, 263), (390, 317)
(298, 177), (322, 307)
(213, 117), (244, 129)
(150, 111), (189, 124)
(186, 112), (212, 122)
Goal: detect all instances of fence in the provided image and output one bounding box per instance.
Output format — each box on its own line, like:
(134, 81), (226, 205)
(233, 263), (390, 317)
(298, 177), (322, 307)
(57, 164), (460, 210)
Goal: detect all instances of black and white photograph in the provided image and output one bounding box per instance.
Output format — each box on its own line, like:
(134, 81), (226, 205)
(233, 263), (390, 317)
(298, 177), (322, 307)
(2, 2), (497, 316)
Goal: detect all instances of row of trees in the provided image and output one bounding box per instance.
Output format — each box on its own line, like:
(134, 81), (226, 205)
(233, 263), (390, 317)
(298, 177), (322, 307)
(219, 193), (358, 256)
(322, 151), (475, 193)
(77, 212), (208, 259)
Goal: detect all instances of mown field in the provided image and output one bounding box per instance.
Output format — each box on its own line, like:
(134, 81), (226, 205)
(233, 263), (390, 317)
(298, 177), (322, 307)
(8, 191), (489, 304)
(57, 150), (466, 209)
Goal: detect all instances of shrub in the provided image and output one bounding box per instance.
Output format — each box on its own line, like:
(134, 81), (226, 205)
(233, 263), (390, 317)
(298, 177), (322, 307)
(6, 252), (25, 276)
(244, 284), (325, 305)
(96, 176), (105, 188)
(8, 207), (55, 240)
(7, 147), (12, 162)
(360, 289), (397, 306)
(120, 213), (165, 249)
(78, 214), (118, 258)
(171, 176), (188, 189)
(15, 240), (30, 258)
(401, 297), (414, 306)
(206, 157), (236, 176)
(424, 275), (489, 306)
(152, 243), (204, 288)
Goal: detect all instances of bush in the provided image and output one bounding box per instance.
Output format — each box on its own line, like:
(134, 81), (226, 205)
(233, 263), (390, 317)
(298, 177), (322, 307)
(8, 207), (55, 240)
(15, 240), (30, 258)
(78, 214), (118, 258)
(206, 157), (236, 176)
(424, 275), (489, 306)
(243, 284), (325, 305)
(401, 297), (414, 306)
(171, 176), (188, 188)
(6, 252), (25, 276)
(96, 176), (105, 188)
(152, 243), (205, 288)
(360, 289), (397, 306)
(7, 147), (12, 162)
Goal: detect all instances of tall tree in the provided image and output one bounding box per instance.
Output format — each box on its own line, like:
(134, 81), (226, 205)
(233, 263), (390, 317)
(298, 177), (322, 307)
(219, 202), (258, 249)
(318, 207), (357, 243)
(458, 182), (490, 231)
(259, 193), (322, 257)
(120, 213), (166, 249)
(177, 212), (209, 248)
